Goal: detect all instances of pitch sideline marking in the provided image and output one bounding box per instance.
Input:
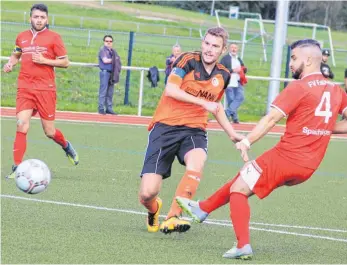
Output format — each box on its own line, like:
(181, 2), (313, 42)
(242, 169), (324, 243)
(1, 194), (346, 243)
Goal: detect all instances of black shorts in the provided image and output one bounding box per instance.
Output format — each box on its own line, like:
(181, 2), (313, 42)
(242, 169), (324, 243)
(140, 122), (208, 179)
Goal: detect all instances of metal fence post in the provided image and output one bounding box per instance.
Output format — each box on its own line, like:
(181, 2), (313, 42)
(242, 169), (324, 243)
(24, 12), (26, 24)
(52, 15), (55, 26)
(284, 45), (291, 88)
(124, 31), (134, 105)
(137, 70), (144, 116)
(80, 17), (84, 28)
(87, 30), (91, 46)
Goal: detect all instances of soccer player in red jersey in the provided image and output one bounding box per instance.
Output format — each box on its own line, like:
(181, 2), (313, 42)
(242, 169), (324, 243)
(176, 39), (347, 259)
(3, 4), (79, 179)
(138, 27), (244, 234)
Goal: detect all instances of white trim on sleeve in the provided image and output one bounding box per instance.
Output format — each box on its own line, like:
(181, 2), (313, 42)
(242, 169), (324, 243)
(270, 104), (287, 117)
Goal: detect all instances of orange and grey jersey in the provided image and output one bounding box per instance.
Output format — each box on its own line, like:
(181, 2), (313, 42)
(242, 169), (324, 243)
(149, 52), (230, 130)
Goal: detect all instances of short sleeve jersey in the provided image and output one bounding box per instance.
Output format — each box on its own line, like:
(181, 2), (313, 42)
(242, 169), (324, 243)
(271, 72), (347, 169)
(14, 28), (67, 90)
(148, 52), (230, 130)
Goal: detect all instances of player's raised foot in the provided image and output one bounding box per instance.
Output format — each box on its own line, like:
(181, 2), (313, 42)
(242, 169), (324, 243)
(147, 197), (162, 233)
(222, 243), (253, 260)
(159, 216), (191, 234)
(63, 141), (79, 165)
(176, 196), (208, 223)
(5, 165), (18, 180)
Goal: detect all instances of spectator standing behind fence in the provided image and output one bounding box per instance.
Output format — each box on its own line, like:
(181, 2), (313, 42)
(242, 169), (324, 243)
(220, 43), (247, 124)
(164, 44), (182, 85)
(320, 49), (334, 79)
(98, 35), (121, 115)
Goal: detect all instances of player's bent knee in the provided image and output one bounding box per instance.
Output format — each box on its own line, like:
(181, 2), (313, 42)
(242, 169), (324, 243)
(44, 130), (55, 139)
(230, 176), (252, 196)
(139, 191), (158, 203)
(42, 127), (56, 139)
(16, 119), (30, 133)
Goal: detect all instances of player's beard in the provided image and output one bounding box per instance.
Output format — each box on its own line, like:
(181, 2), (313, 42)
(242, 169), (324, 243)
(31, 21), (47, 32)
(292, 62), (304, 80)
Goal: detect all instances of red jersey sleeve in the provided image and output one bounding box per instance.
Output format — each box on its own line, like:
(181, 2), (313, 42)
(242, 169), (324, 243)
(53, 34), (67, 58)
(271, 81), (306, 116)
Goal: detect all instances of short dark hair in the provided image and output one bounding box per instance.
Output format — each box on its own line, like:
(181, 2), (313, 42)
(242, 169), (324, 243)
(290, 39), (321, 50)
(322, 49), (330, 56)
(30, 4), (48, 16)
(204, 27), (229, 47)
(103, 35), (113, 41)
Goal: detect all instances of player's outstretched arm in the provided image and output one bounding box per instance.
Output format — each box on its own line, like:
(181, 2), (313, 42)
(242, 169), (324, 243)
(3, 53), (21, 73)
(333, 108), (347, 134)
(213, 102), (244, 142)
(165, 82), (207, 108)
(235, 108), (284, 162)
(333, 119), (347, 134)
(32, 53), (69, 68)
(246, 107), (284, 145)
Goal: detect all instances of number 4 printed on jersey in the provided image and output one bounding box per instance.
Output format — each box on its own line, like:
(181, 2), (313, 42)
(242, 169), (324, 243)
(315, 92), (332, 123)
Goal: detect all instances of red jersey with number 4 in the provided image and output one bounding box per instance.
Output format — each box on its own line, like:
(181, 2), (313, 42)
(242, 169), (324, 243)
(271, 72), (347, 169)
(14, 28), (67, 90)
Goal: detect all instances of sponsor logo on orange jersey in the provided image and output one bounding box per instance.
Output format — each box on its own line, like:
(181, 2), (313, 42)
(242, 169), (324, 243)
(185, 87), (216, 101)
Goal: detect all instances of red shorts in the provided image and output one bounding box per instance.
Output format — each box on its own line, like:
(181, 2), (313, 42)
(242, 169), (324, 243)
(240, 148), (315, 199)
(16, 88), (57, 121)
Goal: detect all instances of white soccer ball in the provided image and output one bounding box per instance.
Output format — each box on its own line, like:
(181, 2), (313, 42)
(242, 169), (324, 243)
(15, 159), (51, 194)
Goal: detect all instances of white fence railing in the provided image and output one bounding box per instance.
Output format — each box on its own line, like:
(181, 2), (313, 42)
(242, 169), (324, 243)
(1, 56), (344, 117)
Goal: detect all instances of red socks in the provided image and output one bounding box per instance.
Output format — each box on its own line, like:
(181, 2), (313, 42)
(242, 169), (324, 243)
(199, 174), (239, 213)
(53, 129), (68, 148)
(196, 173), (250, 248)
(229, 192), (250, 248)
(13, 129), (68, 166)
(13, 131), (27, 165)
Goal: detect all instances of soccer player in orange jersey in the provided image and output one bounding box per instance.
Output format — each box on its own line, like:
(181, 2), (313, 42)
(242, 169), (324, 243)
(3, 4), (79, 179)
(138, 27), (244, 234)
(176, 39), (347, 259)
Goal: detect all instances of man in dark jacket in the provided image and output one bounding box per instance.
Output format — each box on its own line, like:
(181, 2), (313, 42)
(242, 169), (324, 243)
(320, 49), (334, 79)
(98, 35), (122, 115)
(220, 43), (247, 123)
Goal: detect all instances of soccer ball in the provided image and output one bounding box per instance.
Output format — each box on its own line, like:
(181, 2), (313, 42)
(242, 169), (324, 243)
(15, 159), (51, 194)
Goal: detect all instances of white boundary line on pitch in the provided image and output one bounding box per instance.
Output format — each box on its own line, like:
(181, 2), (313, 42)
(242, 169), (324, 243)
(2, 116), (347, 140)
(1, 194), (346, 243)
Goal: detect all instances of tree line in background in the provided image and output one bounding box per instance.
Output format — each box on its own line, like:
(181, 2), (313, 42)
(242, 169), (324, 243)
(129, 1), (347, 31)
